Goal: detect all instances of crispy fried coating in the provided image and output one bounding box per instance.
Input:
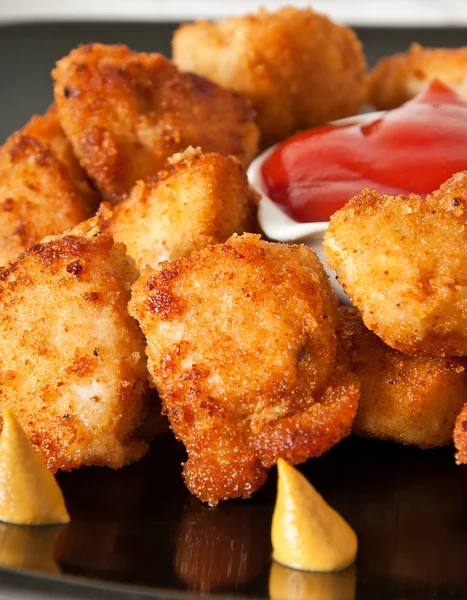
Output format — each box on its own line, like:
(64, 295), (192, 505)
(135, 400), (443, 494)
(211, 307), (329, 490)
(454, 404), (467, 464)
(53, 44), (259, 202)
(323, 171), (467, 357)
(339, 307), (467, 448)
(22, 105), (99, 208)
(173, 6), (366, 148)
(368, 44), (467, 110)
(0, 217), (151, 472)
(129, 233), (359, 504)
(101, 147), (259, 270)
(0, 106), (98, 267)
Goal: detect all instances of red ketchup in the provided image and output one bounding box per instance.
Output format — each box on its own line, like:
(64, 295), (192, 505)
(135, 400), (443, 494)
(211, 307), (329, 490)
(261, 80), (467, 222)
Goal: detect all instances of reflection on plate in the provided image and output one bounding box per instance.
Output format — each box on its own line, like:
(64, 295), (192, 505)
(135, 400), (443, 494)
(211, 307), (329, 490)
(0, 523), (66, 573)
(269, 561), (356, 600)
(174, 498), (270, 593)
(1, 433), (467, 599)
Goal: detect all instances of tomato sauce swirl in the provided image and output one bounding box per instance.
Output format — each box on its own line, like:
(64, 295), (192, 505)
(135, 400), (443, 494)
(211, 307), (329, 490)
(261, 80), (467, 222)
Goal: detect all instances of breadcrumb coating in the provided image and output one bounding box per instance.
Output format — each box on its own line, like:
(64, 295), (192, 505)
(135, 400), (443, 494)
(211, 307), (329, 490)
(454, 403), (467, 464)
(0, 217), (151, 472)
(339, 307), (467, 448)
(53, 44), (259, 202)
(101, 147), (259, 270)
(22, 105), (99, 209)
(324, 171), (467, 357)
(129, 233), (358, 504)
(0, 106), (97, 267)
(368, 44), (467, 110)
(173, 6), (366, 148)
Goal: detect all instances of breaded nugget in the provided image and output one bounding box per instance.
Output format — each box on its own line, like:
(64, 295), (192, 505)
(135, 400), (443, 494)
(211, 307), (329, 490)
(101, 147), (259, 270)
(173, 6), (366, 148)
(22, 105), (99, 208)
(53, 44), (259, 202)
(454, 404), (467, 464)
(323, 171), (467, 357)
(129, 233), (359, 504)
(0, 107), (97, 267)
(0, 217), (151, 472)
(339, 307), (467, 448)
(368, 44), (467, 110)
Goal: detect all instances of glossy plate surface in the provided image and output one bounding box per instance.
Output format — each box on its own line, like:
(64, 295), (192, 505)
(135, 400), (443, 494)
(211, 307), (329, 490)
(2, 21), (467, 600)
(3, 434), (467, 599)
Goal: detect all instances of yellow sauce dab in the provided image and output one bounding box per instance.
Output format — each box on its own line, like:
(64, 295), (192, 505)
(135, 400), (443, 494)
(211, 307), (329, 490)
(0, 408), (70, 525)
(271, 459), (357, 572)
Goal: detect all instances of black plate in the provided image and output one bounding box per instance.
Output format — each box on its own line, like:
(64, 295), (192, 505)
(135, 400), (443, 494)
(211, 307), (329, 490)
(2, 434), (467, 599)
(2, 21), (467, 600)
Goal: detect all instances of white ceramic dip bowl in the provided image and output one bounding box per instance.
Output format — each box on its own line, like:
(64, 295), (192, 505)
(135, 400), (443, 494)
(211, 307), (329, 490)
(247, 112), (384, 304)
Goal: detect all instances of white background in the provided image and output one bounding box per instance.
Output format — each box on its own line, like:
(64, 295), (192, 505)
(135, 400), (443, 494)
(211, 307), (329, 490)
(1, 0), (467, 26)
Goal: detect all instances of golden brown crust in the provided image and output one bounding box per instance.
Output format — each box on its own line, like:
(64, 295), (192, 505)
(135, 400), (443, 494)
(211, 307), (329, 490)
(339, 307), (467, 448)
(454, 403), (467, 463)
(368, 43), (467, 110)
(323, 171), (467, 357)
(0, 107), (98, 267)
(129, 233), (358, 504)
(53, 44), (259, 202)
(102, 147), (259, 270)
(22, 105), (99, 210)
(252, 360), (359, 467)
(173, 6), (366, 148)
(0, 217), (151, 472)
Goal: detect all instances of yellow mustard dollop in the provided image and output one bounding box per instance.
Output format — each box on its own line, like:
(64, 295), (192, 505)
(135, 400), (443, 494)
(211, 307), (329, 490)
(0, 408), (70, 525)
(271, 458), (357, 572)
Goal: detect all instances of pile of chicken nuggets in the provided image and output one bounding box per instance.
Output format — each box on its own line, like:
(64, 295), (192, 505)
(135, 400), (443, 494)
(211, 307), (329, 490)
(2, 4), (467, 505)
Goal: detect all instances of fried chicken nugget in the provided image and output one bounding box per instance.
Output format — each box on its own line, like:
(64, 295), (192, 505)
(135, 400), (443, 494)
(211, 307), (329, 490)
(339, 307), (467, 448)
(53, 44), (259, 202)
(101, 147), (259, 270)
(0, 217), (151, 472)
(323, 171), (467, 357)
(22, 105), (99, 208)
(129, 233), (359, 504)
(453, 404), (467, 464)
(368, 44), (467, 110)
(173, 6), (366, 148)
(0, 106), (98, 267)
